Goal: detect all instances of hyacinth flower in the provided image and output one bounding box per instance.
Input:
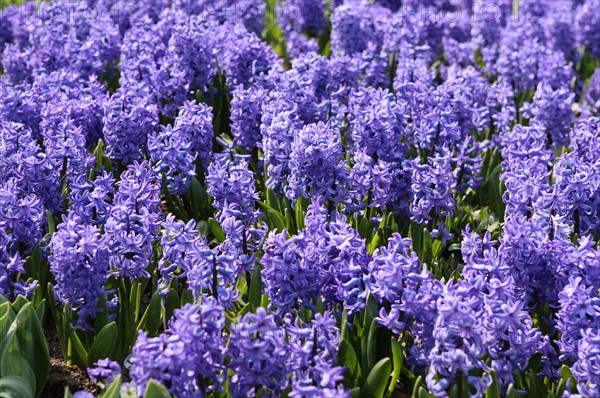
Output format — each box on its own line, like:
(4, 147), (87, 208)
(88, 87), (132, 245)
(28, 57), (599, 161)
(556, 277), (600, 363)
(287, 312), (349, 397)
(49, 212), (110, 330)
(426, 281), (491, 397)
(41, 114), (95, 188)
(227, 307), (289, 396)
(410, 155), (457, 226)
(105, 161), (162, 280)
(0, 179), (45, 298)
(286, 121), (350, 205)
(261, 228), (321, 316)
(128, 299), (226, 397)
(573, 327), (600, 397)
(102, 87), (159, 164)
(69, 171), (116, 226)
(206, 153), (265, 274)
(522, 82), (574, 148)
(221, 23), (279, 90)
(366, 232), (431, 334)
(575, 0), (600, 59)
(148, 124), (197, 195)
(230, 84), (266, 151)
(347, 86), (408, 163)
(174, 100), (214, 169)
(154, 16), (217, 116)
(330, 2), (389, 56)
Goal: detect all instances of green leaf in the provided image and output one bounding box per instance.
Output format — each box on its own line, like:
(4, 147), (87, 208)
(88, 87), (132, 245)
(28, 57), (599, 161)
(284, 207), (295, 234)
(46, 210), (56, 235)
(0, 375), (34, 398)
(388, 337), (403, 395)
(266, 189), (282, 215)
(11, 296), (27, 314)
(361, 358), (391, 398)
(249, 266), (263, 312)
(506, 384), (520, 398)
(418, 386), (432, 398)
(409, 223), (423, 258)
(68, 329), (89, 368)
(94, 293), (110, 334)
(351, 387), (361, 398)
(267, 209), (286, 232)
(0, 302), (15, 342)
(340, 309), (349, 341)
(89, 322), (118, 364)
(412, 375), (424, 398)
(13, 303), (49, 396)
(163, 288), (180, 331)
(145, 379), (172, 398)
(100, 375), (122, 398)
(0, 333), (36, 396)
(364, 294), (378, 331)
(422, 229), (433, 265)
(486, 372), (500, 398)
(295, 197), (307, 231)
(338, 339), (361, 384)
(138, 291), (161, 337)
(208, 218), (226, 243)
(63, 388), (74, 398)
(34, 300), (46, 328)
(365, 319), (378, 372)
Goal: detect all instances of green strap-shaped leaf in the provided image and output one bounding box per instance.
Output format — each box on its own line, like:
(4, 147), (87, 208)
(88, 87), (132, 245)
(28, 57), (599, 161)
(361, 358), (391, 398)
(249, 266), (263, 312)
(0, 375), (34, 398)
(89, 322), (119, 365)
(0, 302), (15, 343)
(208, 218), (226, 243)
(338, 339), (361, 385)
(100, 375), (122, 398)
(145, 380), (173, 398)
(138, 291), (162, 337)
(13, 303), (49, 397)
(486, 372), (500, 398)
(388, 337), (403, 395)
(0, 333), (36, 396)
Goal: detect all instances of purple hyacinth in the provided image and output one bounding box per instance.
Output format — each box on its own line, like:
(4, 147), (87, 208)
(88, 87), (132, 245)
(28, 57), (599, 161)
(573, 327), (600, 397)
(128, 299), (226, 397)
(347, 87), (408, 163)
(575, 0), (600, 59)
(286, 122), (350, 204)
(102, 87), (159, 164)
(410, 156), (457, 225)
(105, 162), (162, 280)
(426, 281), (491, 397)
(287, 312), (349, 397)
(49, 212), (110, 330)
(261, 228), (321, 316)
(148, 124), (197, 195)
(174, 100), (214, 169)
(227, 307), (289, 396)
(230, 84), (266, 151)
(88, 358), (121, 386)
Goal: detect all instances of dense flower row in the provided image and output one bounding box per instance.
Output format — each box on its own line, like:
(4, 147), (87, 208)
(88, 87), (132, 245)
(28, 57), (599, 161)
(0, 0), (599, 397)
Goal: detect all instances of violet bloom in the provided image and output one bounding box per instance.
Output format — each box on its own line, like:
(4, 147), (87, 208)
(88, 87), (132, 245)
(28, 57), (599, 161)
(129, 299), (226, 397)
(286, 122), (350, 204)
(49, 212), (110, 330)
(102, 87), (159, 164)
(105, 162), (162, 280)
(227, 307), (289, 396)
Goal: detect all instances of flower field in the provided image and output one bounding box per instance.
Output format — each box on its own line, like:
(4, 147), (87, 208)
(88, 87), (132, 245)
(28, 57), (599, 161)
(0, 0), (599, 397)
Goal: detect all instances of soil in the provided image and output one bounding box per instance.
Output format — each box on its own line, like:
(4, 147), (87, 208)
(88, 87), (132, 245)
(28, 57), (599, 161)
(41, 314), (98, 398)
